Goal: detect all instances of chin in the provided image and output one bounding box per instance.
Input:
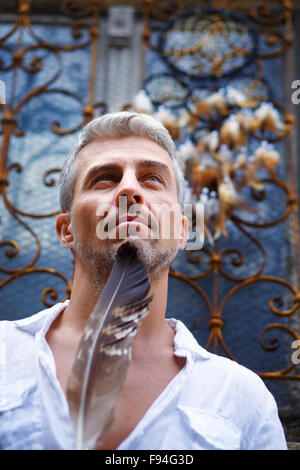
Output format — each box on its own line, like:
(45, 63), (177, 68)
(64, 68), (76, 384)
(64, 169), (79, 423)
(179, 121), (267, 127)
(118, 236), (156, 250)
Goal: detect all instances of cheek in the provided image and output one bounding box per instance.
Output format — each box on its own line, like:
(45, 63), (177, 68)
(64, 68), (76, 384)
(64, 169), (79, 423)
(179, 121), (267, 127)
(72, 198), (100, 241)
(154, 203), (182, 241)
(160, 212), (182, 240)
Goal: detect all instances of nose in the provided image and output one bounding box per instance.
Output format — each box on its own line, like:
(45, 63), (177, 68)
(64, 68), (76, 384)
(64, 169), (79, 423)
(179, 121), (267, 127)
(115, 172), (144, 209)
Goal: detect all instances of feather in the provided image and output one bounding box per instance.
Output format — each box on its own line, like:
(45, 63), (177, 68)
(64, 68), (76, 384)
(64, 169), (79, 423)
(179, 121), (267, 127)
(153, 106), (180, 140)
(195, 90), (228, 118)
(66, 241), (153, 450)
(254, 142), (280, 169)
(254, 102), (284, 132)
(225, 85), (257, 108)
(177, 140), (198, 172)
(197, 130), (219, 153)
(188, 158), (221, 198)
(219, 114), (246, 148)
(131, 89), (153, 114)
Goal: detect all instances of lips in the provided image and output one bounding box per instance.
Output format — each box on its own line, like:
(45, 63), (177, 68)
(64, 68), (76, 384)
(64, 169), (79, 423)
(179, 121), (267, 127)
(116, 214), (148, 228)
(99, 205), (160, 237)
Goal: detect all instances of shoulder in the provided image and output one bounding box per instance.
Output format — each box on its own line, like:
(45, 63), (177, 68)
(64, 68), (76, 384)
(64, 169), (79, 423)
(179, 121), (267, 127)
(169, 318), (287, 449)
(186, 339), (271, 414)
(0, 301), (69, 377)
(169, 317), (273, 402)
(0, 300), (69, 337)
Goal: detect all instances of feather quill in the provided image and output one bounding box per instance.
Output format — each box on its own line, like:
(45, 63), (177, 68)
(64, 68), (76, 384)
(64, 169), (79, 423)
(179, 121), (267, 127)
(66, 241), (153, 450)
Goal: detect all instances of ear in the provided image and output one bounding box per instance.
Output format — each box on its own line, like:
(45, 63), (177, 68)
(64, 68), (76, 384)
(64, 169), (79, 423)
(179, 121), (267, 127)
(56, 212), (74, 249)
(178, 214), (189, 251)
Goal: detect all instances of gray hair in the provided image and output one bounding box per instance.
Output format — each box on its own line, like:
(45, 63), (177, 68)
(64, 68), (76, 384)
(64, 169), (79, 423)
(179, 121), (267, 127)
(58, 111), (185, 212)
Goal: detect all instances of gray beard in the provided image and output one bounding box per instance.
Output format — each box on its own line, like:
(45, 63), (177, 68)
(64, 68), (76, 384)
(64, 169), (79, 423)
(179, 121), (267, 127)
(73, 231), (177, 290)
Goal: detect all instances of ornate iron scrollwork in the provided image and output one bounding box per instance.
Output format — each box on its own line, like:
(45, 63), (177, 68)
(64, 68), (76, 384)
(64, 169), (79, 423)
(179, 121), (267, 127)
(0, 0), (101, 310)
(0, 0), (299, 385)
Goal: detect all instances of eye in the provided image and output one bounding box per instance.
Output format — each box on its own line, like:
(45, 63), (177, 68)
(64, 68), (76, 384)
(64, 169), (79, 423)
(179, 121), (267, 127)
(143, 174), (164, 185)
(92, 174), (116, 185)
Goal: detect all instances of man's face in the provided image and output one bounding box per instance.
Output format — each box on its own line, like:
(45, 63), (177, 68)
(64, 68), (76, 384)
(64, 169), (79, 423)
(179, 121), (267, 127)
(68, 135), (188, 280)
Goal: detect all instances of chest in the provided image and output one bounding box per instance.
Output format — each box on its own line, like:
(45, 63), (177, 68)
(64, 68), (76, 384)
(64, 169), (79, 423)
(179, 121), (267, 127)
(54, 350), (184, 449)
(96, 361), (182, 450)
(46, 326), (185, 450)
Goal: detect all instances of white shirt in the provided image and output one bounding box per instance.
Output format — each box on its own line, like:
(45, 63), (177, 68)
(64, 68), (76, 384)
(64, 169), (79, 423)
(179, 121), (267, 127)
(0, 300), (287, 450)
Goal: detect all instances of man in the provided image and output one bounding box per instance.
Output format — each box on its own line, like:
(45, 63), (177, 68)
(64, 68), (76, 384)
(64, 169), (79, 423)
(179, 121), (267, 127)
(0, 112), (287, 450)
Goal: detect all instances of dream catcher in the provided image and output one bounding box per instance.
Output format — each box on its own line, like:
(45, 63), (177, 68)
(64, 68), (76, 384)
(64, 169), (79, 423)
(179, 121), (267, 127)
(126, 8), (294, 244)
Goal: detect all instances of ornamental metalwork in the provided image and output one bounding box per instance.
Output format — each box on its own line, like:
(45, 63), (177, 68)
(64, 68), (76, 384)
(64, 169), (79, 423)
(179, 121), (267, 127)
(0, 0), (103, 311)
(0, 0), (300, 389)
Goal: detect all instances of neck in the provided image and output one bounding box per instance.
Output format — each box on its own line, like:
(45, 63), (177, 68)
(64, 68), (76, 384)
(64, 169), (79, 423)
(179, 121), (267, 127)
(61, 258), (173, 349)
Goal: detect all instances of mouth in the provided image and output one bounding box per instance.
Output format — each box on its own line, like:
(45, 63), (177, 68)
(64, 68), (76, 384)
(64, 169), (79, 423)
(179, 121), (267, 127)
(115, 215), (149, 237)
(117, 220), (144, 228)
(96, 206), (160, 241)
(116, 213), (149, 228)
(114, 211), (161, 240)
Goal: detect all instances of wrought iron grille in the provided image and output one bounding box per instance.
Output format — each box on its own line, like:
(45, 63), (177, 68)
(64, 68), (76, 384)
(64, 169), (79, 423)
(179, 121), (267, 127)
(0, 0), (300, 425)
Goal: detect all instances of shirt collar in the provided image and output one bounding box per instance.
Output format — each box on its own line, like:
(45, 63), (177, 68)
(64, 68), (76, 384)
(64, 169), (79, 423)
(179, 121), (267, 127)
(15, 300), (70, 335)
(166, 317), (210, 361)
(14, 300), (209, 361)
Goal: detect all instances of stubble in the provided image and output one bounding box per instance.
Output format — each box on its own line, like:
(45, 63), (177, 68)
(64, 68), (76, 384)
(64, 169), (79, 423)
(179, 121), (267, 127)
(72, 220), (178, 290)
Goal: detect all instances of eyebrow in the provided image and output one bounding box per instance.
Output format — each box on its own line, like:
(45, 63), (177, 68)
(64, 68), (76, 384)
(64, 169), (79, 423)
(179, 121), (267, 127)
(82, 159), (173, 187)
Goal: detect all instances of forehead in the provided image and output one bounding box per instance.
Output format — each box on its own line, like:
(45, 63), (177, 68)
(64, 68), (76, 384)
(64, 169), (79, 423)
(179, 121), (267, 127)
(76, 135), (176, 175)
